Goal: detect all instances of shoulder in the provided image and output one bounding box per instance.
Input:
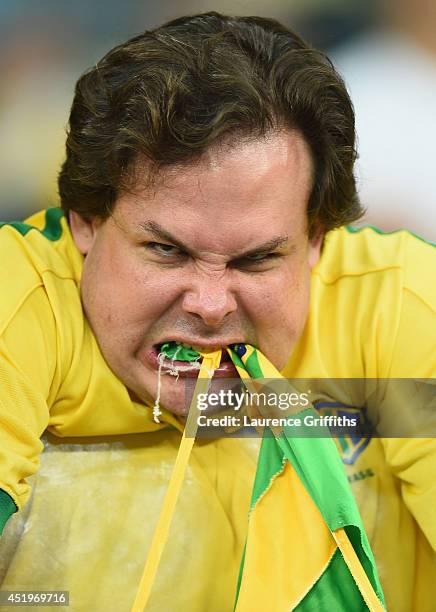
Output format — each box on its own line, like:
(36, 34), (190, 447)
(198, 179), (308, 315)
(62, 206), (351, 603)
(314, 225), (435, 312)
(300, 226), (435, 378)
(0, 207), (82, 279)
(0, 208), (83, 335)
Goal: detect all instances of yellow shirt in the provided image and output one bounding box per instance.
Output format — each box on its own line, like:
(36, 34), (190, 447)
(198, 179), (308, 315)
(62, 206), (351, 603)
(0, 209), (435, 611)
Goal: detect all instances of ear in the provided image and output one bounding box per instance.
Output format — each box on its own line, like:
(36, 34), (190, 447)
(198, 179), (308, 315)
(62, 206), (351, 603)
(69, 211), (101, 255)
(307, 229), (324, 268)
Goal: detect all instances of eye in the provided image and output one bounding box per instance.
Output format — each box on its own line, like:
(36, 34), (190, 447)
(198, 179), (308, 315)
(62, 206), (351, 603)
(231, 252), (281, 269)
(146, 242), (185, 258)
(245, 253), (275, 262)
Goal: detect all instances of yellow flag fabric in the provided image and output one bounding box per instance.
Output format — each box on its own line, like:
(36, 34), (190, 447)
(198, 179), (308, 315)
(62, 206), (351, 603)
(228, 344), (385, 611)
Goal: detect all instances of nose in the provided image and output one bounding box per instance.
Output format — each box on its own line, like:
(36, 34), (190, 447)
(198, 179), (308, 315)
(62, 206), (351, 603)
(182, 273), (237, 327)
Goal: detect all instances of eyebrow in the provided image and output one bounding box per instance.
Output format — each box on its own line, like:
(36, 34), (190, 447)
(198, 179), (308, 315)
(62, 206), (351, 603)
(138, 221), (188, 251)
(138, 220), (291, 258)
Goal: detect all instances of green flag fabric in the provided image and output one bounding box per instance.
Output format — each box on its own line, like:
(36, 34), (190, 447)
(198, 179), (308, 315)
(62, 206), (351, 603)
(229, 343), (385, 611)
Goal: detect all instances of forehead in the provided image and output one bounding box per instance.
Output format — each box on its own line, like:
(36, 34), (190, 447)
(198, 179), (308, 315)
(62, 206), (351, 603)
(141, 129), (313, 196)
(116, 130), (314, 248)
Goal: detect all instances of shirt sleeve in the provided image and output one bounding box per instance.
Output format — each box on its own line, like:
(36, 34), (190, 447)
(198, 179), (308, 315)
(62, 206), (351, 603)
(0, 286), (56, 534)
(381, 286), (436, 551)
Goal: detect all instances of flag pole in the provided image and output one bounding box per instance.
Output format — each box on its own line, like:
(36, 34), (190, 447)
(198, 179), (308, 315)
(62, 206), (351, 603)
(130, 351), (221, 612)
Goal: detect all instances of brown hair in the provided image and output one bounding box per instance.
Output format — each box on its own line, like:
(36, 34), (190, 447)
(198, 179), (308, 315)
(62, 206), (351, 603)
(58, 12), (363, 235)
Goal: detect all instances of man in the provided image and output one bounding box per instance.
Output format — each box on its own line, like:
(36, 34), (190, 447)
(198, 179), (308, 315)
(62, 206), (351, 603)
(0, 12), (434, 611)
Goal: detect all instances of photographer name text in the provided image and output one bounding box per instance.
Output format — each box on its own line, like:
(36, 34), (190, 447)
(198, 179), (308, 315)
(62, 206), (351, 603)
(197, 414), (357, 428)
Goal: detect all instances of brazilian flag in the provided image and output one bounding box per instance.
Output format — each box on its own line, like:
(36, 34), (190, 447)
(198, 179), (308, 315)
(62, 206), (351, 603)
(229, 344), (385, 611)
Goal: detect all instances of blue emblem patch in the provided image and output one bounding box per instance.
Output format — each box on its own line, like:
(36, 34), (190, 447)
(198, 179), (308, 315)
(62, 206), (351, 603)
(314, 402), (373, 465)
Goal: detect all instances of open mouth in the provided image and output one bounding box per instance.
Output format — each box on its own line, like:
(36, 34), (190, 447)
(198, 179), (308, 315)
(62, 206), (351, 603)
(160, 341), (202, 362)
(150, 340), (236, 378)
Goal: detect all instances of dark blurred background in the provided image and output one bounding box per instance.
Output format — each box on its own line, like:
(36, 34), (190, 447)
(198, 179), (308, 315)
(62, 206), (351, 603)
(1, 0), (435, 240)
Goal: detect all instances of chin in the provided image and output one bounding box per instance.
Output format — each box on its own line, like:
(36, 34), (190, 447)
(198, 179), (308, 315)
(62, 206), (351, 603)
(157, 380), (193, 416)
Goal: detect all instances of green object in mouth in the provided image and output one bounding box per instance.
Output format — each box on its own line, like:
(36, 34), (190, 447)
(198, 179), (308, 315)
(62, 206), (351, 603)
(159, 341), (201, 362)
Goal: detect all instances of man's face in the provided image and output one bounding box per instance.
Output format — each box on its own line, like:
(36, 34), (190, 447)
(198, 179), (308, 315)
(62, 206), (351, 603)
(70, 131), (322, 415)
